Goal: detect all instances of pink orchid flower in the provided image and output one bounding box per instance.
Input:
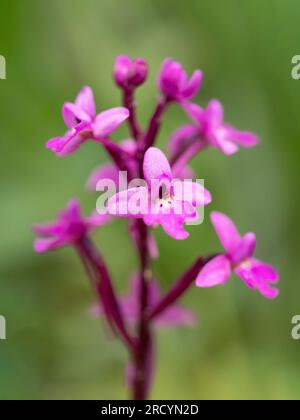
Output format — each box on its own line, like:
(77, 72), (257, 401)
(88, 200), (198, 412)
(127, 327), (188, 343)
(92, 273), (196, 328)
(33, 199), (110, 253)
(46, 86), (129, 156)
(122, 274), (197, 328)
(158, 59), (203, 102)
(196, 212), (279, 299)
(107, 147), (212, 240)
(114, 55), (148, 88)
(170, 100), (259, 157)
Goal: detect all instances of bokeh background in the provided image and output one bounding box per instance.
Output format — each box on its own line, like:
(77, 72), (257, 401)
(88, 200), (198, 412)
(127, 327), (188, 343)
(0, 0), (299, 400)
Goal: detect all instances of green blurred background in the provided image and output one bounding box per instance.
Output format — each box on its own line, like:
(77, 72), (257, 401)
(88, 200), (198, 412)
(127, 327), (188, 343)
(0, 0), (299, 400)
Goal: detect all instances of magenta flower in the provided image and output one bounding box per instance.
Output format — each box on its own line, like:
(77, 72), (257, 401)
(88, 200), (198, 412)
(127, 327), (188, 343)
(170, 100), (259, 157)
(34, 56), (279, 400)
(158, 59), (203, 102)
(33, 199), (110, 253)
(114, 55), (148, 88)
(107, 147), (212, 240)
(46, 86), (129, 156)
(93, 273), (196, 328)
(196, 212), (279, 299)
(123, 274), (196, 328)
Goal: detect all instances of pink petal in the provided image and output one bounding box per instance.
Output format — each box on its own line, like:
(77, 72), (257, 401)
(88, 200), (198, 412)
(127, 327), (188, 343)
(160, 214), (189, 240)
(114, 55), (131, 86)
(75, 86), (96, 118)
(158, 59), (183, 97)
(62, 102), (91, 129)
(156, 306), (197, 328)
(120, 294), (139, 326)
(183, 102), (203, 125)
(62, 198), (82, 222)
(172, 199), (197, 218)
(86, 163), (120, 191)
(173, 164), (196, 180)
(92, 107), (129, 139)
(34, 238), (62, 253)
(32, 222), (62, 236)
(206, 99), (224, 128)
(214, 136), (239, 155)
(120, 273), (146, 326)
(257, 283), (279, 300)
(250, 259), (279, 284)
(173, 180), (212, 207)
(182, 70), (203, 99)
(210, 211), (241, 255)
(235, 259), (279, 300)
(231, 232), (256, 264)
(148, 233), (159, 260)
(225, 125), (259, 148)
(46, 121), (90, 156)
(196, 255), (232, 287)
(143, 147), (172, 184)
(107, 187), (149, 218)
(86, 212), (111, 228)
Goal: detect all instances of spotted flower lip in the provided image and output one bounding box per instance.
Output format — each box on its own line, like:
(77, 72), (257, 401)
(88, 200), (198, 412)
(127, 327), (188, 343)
(114, 55), (148, 88)
(33, 199), (110, 253)
(196, 211), (279, 299)
(158, 58), (203, 102)
(178, 100), (259, 156)
(107, 147), (212, 240)
(46, 86), (129, 156)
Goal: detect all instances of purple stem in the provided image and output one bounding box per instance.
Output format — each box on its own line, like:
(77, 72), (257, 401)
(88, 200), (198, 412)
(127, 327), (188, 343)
(132, 220), (152, 400)
(147, 256), (214, 322)
(140, 97), (171, 153)
(76, 236), (136, 350)
(123, 87), (143, 140)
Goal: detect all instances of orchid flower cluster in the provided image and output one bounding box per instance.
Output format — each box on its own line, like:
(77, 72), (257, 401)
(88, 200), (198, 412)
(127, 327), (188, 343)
(33, 56), (279, 400)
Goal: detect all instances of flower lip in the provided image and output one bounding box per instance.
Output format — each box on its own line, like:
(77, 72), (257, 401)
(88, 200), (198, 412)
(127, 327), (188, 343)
(107, 147), (211, 240)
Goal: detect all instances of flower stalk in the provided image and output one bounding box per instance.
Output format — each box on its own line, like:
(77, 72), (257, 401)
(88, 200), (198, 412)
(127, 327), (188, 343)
(33, 55), (279, 400)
